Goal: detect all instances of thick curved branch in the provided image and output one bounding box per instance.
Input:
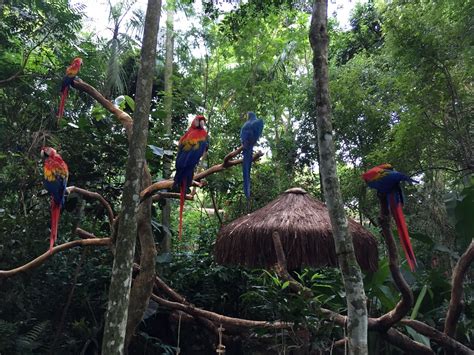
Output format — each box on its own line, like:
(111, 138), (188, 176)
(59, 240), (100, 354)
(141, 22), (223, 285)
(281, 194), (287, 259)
(140, 149), (264, 200)
(67, 186), (115, 230)
(372, 194), (413, 330)
(73, 79), (133, 136)
(0, 238), (111, 279)
(444, 240), (474, 337)
(402, 319), (473, 355)
(382, 328), (434, 355)
(151, 294), (291, 330)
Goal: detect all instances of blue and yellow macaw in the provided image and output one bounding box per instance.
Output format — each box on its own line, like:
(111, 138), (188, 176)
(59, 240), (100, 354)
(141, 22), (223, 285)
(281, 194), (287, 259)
(362, 163), (417, 271)
(41, 147), (69, 253)
(240, 112), (264, 200)
(174, 115), (208, 239)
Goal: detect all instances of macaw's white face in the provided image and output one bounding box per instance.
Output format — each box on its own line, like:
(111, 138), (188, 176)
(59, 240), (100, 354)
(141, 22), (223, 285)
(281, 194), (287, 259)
(192, 116), (206, 129)
(41, 147), (56, 159)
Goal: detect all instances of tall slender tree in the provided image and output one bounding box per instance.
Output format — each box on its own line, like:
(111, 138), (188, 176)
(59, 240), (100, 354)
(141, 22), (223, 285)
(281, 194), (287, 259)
(309, 1), (368, 353)
(101, 0), (162, 353)
(161, 0), (175, 253)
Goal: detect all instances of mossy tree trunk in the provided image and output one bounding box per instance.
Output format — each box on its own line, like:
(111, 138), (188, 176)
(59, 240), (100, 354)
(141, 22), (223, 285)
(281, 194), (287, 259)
(309, 0), (368, 353)
(101, 0), (162, 354)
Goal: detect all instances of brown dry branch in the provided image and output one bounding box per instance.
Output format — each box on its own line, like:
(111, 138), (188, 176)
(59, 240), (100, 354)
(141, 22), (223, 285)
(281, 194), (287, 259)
(151, 294), (291, 330)
(0, 238), (111, 279)
(271, 231), (313, 298)
(444, 240), (474, 338)
(382, 328), (434, 355)
(401, 319), (474, 355)
(67, 186), (115, 229)
(73, 79), (133, 136)
(75, 227), (97, 239)
(140, 149), (263, 200)
(372, 194), (413, 330)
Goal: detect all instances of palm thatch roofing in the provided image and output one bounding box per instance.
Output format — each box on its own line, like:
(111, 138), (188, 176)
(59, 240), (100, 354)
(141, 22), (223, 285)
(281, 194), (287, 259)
(214, 188), (379, 272)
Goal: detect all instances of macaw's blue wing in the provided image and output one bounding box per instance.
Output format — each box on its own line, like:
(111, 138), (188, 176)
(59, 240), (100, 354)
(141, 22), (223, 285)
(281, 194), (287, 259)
(174, 138), (208, 190)
(43, 175), (67, 207)
(367, 170), (414, 196)
(240, 114), (264, 199)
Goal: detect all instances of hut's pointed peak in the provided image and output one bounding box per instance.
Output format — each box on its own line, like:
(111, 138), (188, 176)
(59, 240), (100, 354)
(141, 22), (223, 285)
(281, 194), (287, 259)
(284, 187), (307, 194)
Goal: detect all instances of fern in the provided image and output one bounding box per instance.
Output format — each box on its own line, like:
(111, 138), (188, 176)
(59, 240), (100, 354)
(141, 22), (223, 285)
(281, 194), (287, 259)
(15, 320), (50, 354)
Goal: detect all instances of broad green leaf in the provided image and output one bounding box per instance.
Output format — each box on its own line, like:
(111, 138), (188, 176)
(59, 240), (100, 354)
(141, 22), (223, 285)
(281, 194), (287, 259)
(124, 95), (135, 112)
(410, 284), (428, 320)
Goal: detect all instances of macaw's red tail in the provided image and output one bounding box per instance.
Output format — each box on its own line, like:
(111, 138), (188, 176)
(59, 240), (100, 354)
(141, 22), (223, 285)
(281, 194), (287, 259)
(388, 193), (417, 271)
(178, 181), (186, 240)
(57, 86), (69, 120)
(50, 201), (61, 253)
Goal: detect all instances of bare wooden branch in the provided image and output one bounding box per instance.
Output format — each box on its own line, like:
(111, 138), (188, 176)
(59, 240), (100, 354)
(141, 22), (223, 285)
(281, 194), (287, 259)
(372, 194), (413, 330)
(0, 238), (111, 279)
(382, 328), (434, 355)
(67, 186), (115, 229)
(444, 240), (474, 338)
(223, 145), (243, 167)
(75, 227), (97, 239)
(140, 149), (263, 200)
(154, 274), (188, 304)
(151, 294), (291, 330)
(73, 79), (133, 137)
(401, 319), (473, 355)
(271, 231), (313, 298)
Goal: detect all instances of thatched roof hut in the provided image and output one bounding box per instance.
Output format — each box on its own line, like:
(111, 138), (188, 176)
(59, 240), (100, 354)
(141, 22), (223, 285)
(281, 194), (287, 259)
(214, 188), (378, 272)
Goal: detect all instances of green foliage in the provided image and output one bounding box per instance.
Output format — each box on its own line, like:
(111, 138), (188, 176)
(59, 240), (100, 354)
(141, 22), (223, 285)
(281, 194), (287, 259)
(1, 0), (473, 353)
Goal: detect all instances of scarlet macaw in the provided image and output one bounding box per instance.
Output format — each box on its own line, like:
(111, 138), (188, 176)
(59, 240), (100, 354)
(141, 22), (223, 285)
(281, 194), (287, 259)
(57, 57), (83, 120)
(174, 115), (208, 240)
(362, 163), (417, 271)
(240, 112), (264, 200)
(41, 147), (69, 253)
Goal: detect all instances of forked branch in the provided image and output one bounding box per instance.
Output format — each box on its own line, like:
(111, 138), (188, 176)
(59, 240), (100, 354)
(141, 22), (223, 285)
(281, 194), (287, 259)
(140, 149), (264, 200)
(0, 238), (111, 279)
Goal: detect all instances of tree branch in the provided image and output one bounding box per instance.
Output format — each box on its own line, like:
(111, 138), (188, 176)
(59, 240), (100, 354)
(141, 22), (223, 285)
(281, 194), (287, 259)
(402, 319), (473, 355)
(140, 149), (264, 200)
(73, 79), (133, 137)
(67, 186), (115, 230)
(371, 194), (413, 330)
(151, 294), (291, 330)
(75, 227), (98, 239)
(0, 238), (111, 279)
(444, 240), (474, 337)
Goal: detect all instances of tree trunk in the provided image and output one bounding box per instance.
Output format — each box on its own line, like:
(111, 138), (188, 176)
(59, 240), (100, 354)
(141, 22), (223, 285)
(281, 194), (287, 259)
(101, 0), (162, 354)
(161, 2), (175, 253)
(309, 1), (368, 354)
